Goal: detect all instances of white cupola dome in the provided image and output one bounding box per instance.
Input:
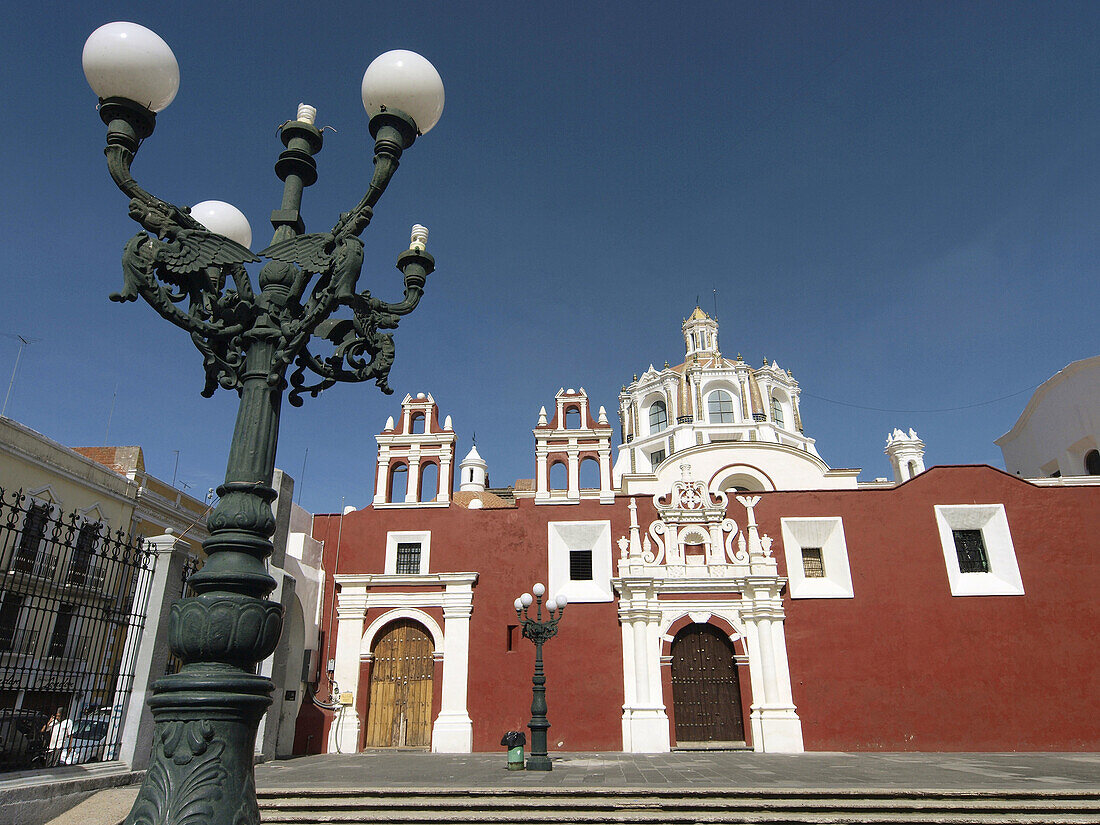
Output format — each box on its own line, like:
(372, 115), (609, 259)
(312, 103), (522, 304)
(459, 444), (489, 492)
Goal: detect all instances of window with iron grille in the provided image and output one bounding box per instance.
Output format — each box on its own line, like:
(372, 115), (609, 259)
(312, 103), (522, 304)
(952, 529), (990, 573)
(15, 504), (49, 569)
(395, 542), (421, 575)
(569, 549), (593, 581)
(48, 604), (74, 658)
(708, 390), (736, 423)
(0, 592), (24, 651)
(801, 547), (826, 578)
(67, 523), (99, 586)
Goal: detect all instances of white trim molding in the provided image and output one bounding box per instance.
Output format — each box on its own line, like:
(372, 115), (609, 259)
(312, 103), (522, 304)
(384, 530), (432, 574)
(934, 504), (1024, 597)
(330, 572), (478, 753)
(548, 520), (613, 603)
(780, 517), (854, 599)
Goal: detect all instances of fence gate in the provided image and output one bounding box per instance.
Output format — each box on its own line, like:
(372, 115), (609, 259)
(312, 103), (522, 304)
(0, 488), (156, 771)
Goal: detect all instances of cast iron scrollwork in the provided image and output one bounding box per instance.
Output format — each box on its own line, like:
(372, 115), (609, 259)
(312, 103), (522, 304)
(104, 112), (433, 403)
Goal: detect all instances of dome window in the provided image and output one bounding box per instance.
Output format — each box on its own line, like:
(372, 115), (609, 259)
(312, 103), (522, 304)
(649, 401), (668, 434)
(771, 397), (785, 428)
(708, 390), (736, 424)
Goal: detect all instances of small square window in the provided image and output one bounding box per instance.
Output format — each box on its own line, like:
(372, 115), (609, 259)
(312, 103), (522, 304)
(952, 530), (990, 574)
(395, 542), (421, 575)
(801, 547), (826, 578)
(650, 449), (666, 467)
(569, 549), (593, 581)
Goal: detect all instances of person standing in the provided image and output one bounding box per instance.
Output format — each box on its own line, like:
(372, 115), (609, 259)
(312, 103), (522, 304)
(42, 707), (72, 766)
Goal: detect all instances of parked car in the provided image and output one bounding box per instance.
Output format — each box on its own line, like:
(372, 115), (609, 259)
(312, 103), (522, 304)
(67, 707), (114, 764)
(0, 709), (48, 769)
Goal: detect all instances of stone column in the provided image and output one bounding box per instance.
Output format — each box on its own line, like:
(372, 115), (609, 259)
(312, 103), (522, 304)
(373, 447), (389, 505)
(617, 591), (670, 753)
(566, 446), (580, 500)
(116, 533), (190, 770)
(405, 455), (421, 504)
(437, 454), (452, 503)
(599, 448), (614, 503)
(535, 448), (549, 502)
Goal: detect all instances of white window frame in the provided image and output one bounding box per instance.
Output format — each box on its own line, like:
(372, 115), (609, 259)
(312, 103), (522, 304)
(384, 530), (431, 575)
(933, 504), (1023, 596)
(780, 517), (854, 599)
(548, 520), (612, 603)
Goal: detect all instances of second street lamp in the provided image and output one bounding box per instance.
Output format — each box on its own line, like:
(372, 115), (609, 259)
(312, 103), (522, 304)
(84, 21), (444, 825)
(513, 583), (567, 771)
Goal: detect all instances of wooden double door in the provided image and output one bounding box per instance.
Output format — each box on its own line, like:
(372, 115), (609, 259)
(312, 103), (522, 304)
(670, 623), (745, 744)
(364, 619), (435, 748)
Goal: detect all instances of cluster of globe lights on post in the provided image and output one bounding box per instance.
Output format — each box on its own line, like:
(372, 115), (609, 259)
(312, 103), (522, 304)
(83, 21), (444, 825)
(514, 583), (567, 771)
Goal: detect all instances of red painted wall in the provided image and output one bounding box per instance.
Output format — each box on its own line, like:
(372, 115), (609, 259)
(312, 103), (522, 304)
(755, 466), (1100, 751)
(306, 497), (637, 753)
(296, 466), (1099, 753)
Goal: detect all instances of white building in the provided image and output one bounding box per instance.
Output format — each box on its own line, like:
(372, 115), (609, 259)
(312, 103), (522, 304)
(995, 355), (1100, 478)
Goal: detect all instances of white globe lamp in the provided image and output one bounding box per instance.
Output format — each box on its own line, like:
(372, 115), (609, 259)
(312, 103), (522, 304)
(361, 50), (444, 134)
(190, 201), (253, 248)
(82, 22), (180, 112)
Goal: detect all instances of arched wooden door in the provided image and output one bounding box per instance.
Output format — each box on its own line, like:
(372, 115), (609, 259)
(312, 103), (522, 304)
(364, 619), (435, 748)
(670, 623), (745, 744)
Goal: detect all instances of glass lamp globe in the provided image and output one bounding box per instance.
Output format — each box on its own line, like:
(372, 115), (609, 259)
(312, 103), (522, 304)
(532, 583), (545, 597)
(546, 599), (558, 612)
(191, 201), (253, 248)
(82, 22), (180, 112)
(520, 593), (533, 608)
(361, 50), (444, 134)
(513, 598), (523, 611)
(555, 593), (568, 607)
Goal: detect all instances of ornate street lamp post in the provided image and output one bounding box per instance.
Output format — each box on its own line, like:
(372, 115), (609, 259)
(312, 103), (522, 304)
(513, 583), (567, 771)
(82, 22), (444, 825)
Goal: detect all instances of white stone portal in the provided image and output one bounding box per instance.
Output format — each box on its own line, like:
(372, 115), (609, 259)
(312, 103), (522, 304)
(611, 471), (804, 754)
(328, 573), (478, 754)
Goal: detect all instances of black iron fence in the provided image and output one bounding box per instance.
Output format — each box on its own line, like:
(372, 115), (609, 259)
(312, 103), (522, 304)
(0, 488), (155, 771)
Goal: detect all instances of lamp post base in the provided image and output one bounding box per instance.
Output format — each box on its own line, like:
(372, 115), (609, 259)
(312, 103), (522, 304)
(525, 754), (552, 771)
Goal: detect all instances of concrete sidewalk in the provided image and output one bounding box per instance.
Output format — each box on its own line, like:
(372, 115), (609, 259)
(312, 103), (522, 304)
(254, 751), (1100, 791)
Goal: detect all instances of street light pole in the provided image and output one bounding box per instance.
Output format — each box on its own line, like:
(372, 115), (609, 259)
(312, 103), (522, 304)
(83, 23), (444, 825)
(513, 583), (567, 771)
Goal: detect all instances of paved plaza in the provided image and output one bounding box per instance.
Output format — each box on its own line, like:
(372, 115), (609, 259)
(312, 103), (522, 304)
(254, 750), (1100, 791)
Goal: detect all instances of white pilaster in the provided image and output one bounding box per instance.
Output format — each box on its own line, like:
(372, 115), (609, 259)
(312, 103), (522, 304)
(328, 589), (367, 754)
(432, 580), (475, 752)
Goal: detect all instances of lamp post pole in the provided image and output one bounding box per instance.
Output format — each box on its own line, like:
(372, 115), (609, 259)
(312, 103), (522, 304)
(83, 23), (445, 825)
(513, 584), (567, 771)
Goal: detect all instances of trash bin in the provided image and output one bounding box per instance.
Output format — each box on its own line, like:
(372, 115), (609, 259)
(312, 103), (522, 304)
(500, 731), (526, 770)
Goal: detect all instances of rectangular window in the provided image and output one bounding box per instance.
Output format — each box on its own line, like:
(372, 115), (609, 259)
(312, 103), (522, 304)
(650, 449), (666, 467)
(395, 542), (421, 575)
(67, 523), (99, 586)
(952, 529), (990, 573)
(0, 593), (24, 651)
(48, 604), (74, 658)
(801, 547), (826, 578)
(569, 549), (593, 581)
(15, 504), (49, 571)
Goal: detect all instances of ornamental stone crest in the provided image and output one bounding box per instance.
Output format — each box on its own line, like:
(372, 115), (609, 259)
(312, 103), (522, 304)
(616, 464), (777, 578)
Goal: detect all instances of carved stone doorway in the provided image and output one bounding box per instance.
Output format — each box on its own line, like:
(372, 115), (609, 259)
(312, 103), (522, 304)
(670, 623), (745, 745)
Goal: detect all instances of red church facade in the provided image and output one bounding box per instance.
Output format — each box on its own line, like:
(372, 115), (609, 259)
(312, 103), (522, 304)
(295, 313), (1099, 755)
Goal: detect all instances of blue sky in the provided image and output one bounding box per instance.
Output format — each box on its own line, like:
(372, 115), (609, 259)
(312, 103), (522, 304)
(2, 1), (1097, 515)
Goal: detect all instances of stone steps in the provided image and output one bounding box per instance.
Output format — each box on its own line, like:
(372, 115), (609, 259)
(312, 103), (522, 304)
(256, 788), (1100, 824)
